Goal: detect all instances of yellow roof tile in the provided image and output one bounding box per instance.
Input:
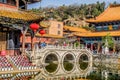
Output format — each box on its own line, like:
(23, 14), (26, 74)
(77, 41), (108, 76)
(86, 4), (120, 23)
(74, 31), (120, 37)
(64, 26), (90, 32)
(0, 10), (42, 21)
(36, 33), (63, 38)
(39, 21), (50, 28)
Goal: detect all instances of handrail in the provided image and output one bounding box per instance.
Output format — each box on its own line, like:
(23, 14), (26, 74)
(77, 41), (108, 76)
(38, 45), (86, 50)
(0, 69), (40, 74)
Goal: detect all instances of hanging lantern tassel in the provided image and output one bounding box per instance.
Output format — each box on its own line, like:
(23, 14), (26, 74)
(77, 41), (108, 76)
(30, 23), (40, 32)
(39, 30), (45, 36)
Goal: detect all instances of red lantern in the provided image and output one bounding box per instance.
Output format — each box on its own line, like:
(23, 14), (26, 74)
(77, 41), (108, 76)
(30, 23), (39, 32)
(39, 30), (45, 35)
(1, 50), (6, 56)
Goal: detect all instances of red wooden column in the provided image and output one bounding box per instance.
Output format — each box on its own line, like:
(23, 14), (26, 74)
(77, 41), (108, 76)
(91, 43), (93, 51)
(22, 32), (25, 55)
(29, 23), (39, 51)
(77, 37), (80, 47)
(22, 26), (28, 55)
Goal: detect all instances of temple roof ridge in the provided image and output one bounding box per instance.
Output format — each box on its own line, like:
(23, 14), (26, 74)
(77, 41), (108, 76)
(109, 4), (120, 7)
(86, 4), (120, 23)
(0, 8), (42, 21)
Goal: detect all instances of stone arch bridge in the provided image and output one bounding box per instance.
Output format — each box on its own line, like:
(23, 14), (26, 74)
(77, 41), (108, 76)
(26, 46), (93, 80)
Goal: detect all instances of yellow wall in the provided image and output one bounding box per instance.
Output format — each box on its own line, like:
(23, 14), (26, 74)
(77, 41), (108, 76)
(48, 20), (63, 36)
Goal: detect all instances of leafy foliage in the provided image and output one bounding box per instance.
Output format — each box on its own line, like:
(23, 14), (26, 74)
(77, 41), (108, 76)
(82, 25), (95, 31)
(87, 72), (119, 80)
(108, 74), (119, 80)
(30, 1), (106, 22)
(30, 1), (120, 27)
(87, 72), (102, 80)
(102, 33), (114, 48)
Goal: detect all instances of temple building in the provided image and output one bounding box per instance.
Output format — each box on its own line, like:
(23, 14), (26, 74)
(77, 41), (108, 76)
(0, 0), (42, 55)
(0, 0), (42, 79)
(73, 4), (120, 54)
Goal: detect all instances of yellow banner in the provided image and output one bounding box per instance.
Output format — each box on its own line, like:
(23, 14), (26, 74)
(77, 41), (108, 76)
(109, 25), (112, 30)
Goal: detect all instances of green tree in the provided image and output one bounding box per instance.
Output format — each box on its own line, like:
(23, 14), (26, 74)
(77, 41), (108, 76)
(102, 33), (114, 48)
(100, 2), (105, 12)
(30, 1), (106, 23)
(113, 1), (117, 4)
(87, 72), (102, 80)
(91, 7), (101, 17)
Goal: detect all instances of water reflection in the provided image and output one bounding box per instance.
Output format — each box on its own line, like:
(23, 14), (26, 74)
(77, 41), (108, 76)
(45, 54), (58, 73)
(63, 54), (74, 71)
(79, 54), (89, 70)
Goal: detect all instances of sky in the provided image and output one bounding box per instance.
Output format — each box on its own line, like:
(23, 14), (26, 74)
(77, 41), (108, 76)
(27, 0), (119, 9)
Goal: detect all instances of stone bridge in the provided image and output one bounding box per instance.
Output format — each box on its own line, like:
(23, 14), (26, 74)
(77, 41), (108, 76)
(26, 46), (93, 80)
